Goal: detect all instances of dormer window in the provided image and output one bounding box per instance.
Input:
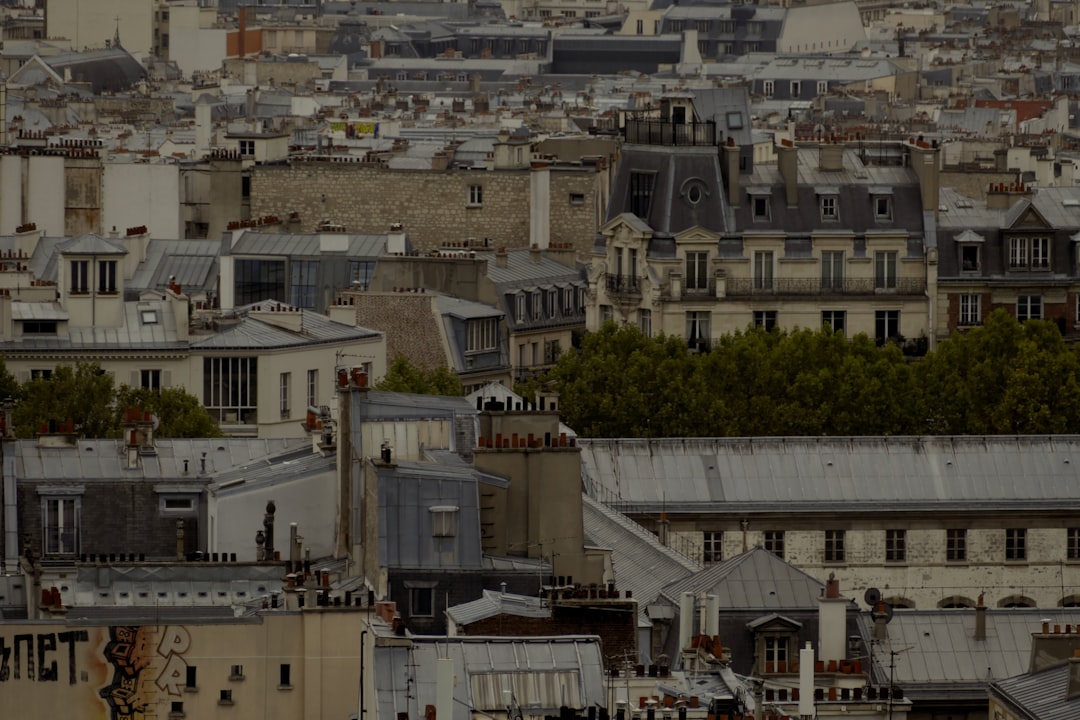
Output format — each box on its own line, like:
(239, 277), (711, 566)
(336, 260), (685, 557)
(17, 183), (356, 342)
(820, 195), (838, 221)
(515, 294), (526, 324)
(1008, 237), (1050, 271)
(874, 196), (892, 221)
(962, 246), (980, 272)
(629, 172), (656, 219)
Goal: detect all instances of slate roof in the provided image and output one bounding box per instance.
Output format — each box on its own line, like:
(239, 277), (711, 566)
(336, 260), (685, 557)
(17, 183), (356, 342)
(991, 661), (1080, 720)
(58, 233), (127, 256)
(659, 547), (827, 609)
(578, 436), (1080, 513)
(374, 636), (607, 720)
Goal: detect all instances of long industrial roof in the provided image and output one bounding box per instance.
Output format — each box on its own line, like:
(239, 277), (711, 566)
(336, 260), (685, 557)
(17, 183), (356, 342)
(578, 436), (1080, 513)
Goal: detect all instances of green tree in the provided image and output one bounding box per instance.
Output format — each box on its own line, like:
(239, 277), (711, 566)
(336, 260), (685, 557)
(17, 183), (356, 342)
(374, 355), (463, 396)
(918, 309), (1080, 434)
(13, 361), (117, 438)
(115, 385), (224, 438)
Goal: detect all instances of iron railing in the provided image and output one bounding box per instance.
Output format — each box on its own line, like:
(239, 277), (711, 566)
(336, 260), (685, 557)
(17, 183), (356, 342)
(725, 277), (927, 296)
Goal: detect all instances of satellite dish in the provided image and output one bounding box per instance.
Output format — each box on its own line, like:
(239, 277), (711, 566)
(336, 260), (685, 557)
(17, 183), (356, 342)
(864, 587), (882, 606)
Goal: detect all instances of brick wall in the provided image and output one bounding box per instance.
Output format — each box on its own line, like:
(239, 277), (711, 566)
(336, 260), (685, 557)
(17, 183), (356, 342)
(349, 293), (447, 370)
(251, 164), (599, 257)
(463, 601), (637, 668)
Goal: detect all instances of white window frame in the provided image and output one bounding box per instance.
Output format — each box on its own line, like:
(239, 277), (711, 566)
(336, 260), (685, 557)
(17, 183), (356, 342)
(531, 291), (542, 320)
(753, 250), (774, 291)
(467, 184), (483, 206)
(874, 251), (897, 290)
(430, 506), (459, 537)
(763, 80), (774, 98)
(874, 196), (892, 221)
(959, 294), (981, 326)
(516, 294), (526, 323)
(703, 530), (722, 564)
(1017, 295), (1042, 321)
(821, 251), (844, 290)
(816, 80), (827, 94)
(820, 195), (838, 220)
(467, 317), (498, 352)
(822, 310), (846, 333)
(42, 494), (81, 557)
(686, 251), (709, 291)
(307, 369), (318, 409)
(640, 309), (651, 337)
(562, 287), (574, 315)
(279, 372), (291, 417)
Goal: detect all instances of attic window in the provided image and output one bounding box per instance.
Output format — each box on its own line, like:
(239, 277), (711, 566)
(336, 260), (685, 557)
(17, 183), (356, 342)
(430, 506), (459, 537)
(726, 111), (744, 130)
(141, 310), (159, 324)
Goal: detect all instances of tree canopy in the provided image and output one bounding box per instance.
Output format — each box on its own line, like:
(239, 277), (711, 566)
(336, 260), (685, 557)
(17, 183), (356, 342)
(374, 355), (464, 396)
(7, 360), (222, 439)
(544, 309), (1080, 438)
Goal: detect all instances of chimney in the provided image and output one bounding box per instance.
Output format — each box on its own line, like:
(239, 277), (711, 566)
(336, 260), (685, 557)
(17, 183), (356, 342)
(530, 244), (541, 263)
(778, 140), (798, 207)
(986, 181), (1031, 210)
(704, 594), (719, 637)
(872, 601), (889, 642)
(496, 247), (508, 268)
(723, 137), (740, 207)
(387, 223), (406, 255)
(907, 138), (941, 220)
(678, 592), (695, 652)
(799, 642), (815, 718)
(436, 658), (454, 720)
(818, 139), (844, 171)
(975, 593), (986, 641)
(238, 5), (247, 58)
(263, 501), (276, 560)
(1068, 650), (1080, 700)
(817, 572), (847, 664)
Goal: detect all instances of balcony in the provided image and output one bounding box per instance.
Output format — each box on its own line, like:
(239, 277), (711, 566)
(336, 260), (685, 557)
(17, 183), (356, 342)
(623, 119), (717, 147)
(725, 277), (927, 296)
(605, 273), (642, 296)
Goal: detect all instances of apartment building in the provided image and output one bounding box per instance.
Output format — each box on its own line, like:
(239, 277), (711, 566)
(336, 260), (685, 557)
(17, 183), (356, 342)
(592, 90), (938, 349)
(578, 435), (1080, 611)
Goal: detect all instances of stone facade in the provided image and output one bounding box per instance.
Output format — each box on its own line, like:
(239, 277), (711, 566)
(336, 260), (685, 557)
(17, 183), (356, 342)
(347, 292), (448, 369)
(250, 161), (602, 257)
(664, 521), (1080, 611)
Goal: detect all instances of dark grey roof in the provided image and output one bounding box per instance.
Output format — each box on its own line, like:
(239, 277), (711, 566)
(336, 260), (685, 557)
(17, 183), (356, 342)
(40, 47), (147, 93)
(2, 299), (190, 353)
(210, 446), (334, 497)
(607, 143), (734, 235)
(659, 547), (827, 609)
(991, 661), (1080, 720)
(578, 436), (1080, 513)
(481, 249), (585, 289)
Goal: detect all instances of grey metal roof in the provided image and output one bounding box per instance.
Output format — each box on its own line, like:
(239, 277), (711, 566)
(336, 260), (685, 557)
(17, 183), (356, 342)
(860, 610), (1080, 699)
(434, 294), (504, 320)
(228, 231), (388, 257)
(374, 636), (607, 720)
(939, 186), (1080, 230)
(210, 447), (334, 497)
(481, 249), (585, 289)
(582, 494), (699, 627)
(660, 547), (827, 609)
(578, 436), (1080, 513)
(127, 239), (220, 296)
(446, 588), (550, 625)
(67, 563), (283, 612)
(57, 233), (127, 256)
(12, 437), (309, 481)
(991, 662), (1080, 720)
(4, 299), (190, 352)
(11, 302), (68, 321)
(191, 302), (381, 350)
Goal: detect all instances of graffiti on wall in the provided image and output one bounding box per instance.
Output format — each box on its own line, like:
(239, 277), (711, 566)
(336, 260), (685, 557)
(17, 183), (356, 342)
(0, 631), (91, 683)
(99, 626), (193, 719)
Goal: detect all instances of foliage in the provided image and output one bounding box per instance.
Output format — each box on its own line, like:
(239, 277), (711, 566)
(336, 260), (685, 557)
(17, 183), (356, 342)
(541, 310), (1080, 438)
(374, 355), (463, 396)
(11, 360), (222, 439)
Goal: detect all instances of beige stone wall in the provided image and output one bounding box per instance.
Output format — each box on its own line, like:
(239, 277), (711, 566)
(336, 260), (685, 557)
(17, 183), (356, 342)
(251, 163), (600, 257)
(674, 523), (1080, 609)
(0, 612), (364, 720)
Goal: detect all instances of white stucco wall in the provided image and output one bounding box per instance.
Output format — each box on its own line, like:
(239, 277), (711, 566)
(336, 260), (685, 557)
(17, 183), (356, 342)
(103, 162), (183, 239)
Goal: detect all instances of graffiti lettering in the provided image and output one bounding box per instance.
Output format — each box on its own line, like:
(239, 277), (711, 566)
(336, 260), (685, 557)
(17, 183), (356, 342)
(154, 626), (191, 696)
(0, 631), (86, 683)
